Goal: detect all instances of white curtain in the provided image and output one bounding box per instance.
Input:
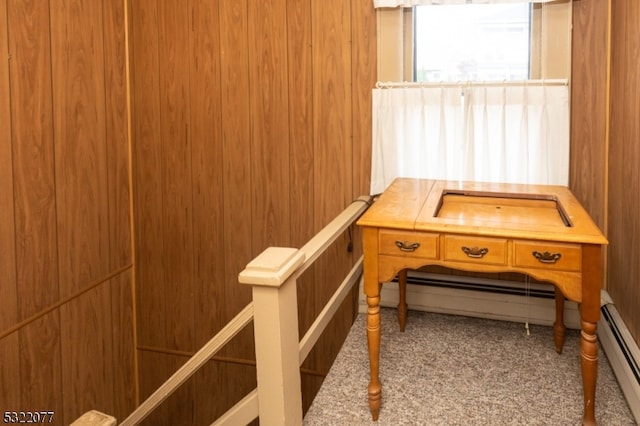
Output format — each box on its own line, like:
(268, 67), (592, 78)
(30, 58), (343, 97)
(370, 83), (569, 195)
(374, 0), (555, 7)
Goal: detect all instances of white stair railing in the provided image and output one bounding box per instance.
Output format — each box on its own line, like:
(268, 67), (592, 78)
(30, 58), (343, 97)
(76, 196), (372, 426)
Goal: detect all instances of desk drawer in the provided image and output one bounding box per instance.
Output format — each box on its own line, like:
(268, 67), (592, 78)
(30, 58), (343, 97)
(514, 241), (581, 272)
(443, 235), (507, 266)
(379, 230), (438, 259)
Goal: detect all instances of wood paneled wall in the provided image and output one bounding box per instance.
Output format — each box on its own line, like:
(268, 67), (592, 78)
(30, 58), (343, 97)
(129, 0), (375, 423)
(0, 0), (135, 424)
(608, 0), (640, 346)
(570, 0), (640, 347)
(3, 0), (639, 424)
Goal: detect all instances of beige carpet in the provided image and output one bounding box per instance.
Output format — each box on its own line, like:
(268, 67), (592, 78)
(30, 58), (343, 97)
(304, 308), (636, 425)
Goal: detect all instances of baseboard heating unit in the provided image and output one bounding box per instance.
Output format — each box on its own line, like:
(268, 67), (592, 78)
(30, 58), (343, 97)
(358, 271), (640, 423)
(598, 296), (640, 423)
(358, 271), (581, 328)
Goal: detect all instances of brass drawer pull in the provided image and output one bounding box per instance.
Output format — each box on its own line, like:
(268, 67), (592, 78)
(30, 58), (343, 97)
(395, 241), (420, 252)
(532, 251), (562, 264)
(462, 246), (488, 258)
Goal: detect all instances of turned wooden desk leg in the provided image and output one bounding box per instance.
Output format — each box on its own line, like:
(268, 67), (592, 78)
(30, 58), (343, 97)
(553, 288), (566, 354)
(398, 270), (408, 332)
(580, 244), (601, 426)
(366, 293), (382, 421)
(581, 320), (598, 426)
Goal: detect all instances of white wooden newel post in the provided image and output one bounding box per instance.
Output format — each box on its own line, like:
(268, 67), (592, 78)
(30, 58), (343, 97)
(239, 247), (305, 426)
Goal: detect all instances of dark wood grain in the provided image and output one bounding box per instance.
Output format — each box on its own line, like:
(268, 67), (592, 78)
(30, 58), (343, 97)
(186, 0), (228, 422)
(103, 0), (136, 415)
(248, 0), (291, 250)
(0, 0), (20, 412)
(286, 0), (317, 412)
(131, 0), (167, 351)
(7, 0), (63, 416)
(608, 0), (640, 345)
(570, 0), (609, 230)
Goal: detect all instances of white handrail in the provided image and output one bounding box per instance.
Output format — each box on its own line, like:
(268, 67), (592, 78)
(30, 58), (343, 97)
(210, 389), (259, 426)
(294, 196), (371, 279)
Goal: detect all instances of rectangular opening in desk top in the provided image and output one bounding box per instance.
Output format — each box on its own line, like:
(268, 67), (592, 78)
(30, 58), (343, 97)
(435, 191), (572, 228)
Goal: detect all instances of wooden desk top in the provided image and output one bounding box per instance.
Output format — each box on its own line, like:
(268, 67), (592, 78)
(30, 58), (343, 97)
(358, 178), (607, 245)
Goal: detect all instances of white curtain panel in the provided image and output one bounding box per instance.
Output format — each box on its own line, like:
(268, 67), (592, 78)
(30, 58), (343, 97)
(374, 0), (556, 7)
(370, 84), (569, 195)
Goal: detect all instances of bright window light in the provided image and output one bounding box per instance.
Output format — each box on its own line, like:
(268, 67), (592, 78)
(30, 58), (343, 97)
(414, 4), (531, 82)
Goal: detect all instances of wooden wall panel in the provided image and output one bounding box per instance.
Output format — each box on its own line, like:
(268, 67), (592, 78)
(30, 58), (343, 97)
(1, 0), (136, 423)
(104, 0), (133, 269)
(49, 2), (115, 420)
(187, 0), (227, 423)
(352, 0), (377, 200)
(569, 0), (609, 231)
(60, 286), (115, 421)
(7, 0), (63, 414)
(111, 273), (137, 421)
(131, 0), (166, 351)
(103, 1), (137, 415)
(608, 0), (640, 345)
(287, 0), (314, 249)
(308, 0), (357, 407)
(51, 0), (110, 293)
(248, 1), (291, 249)
(157, 0), (195, 354)
(131, 0), (196, 417)
(0, 0), (20, 410)
(218, 0), (256, 415)
(285, 0), (321, 410)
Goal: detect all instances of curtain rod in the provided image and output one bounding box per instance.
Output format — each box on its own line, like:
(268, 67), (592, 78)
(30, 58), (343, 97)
(375, 79), (569, 89)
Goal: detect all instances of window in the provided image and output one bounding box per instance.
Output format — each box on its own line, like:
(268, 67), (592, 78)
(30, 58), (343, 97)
(414, 4), (531, 82)
(376, 1), (571, 83)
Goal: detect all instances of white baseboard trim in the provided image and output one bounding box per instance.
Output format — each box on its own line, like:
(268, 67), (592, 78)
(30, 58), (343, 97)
(357, 271), (581, 329)
(598, 300), (640, 423)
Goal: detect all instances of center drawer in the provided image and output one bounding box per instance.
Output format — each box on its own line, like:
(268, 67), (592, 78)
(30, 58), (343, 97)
(379, 230), (439, 259)
(443, 235), (508, 266)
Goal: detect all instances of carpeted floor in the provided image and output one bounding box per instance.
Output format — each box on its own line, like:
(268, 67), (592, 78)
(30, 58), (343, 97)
(304, 308), (637, 425)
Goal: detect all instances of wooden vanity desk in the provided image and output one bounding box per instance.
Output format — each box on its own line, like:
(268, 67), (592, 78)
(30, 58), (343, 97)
(357, 178), (608, 425)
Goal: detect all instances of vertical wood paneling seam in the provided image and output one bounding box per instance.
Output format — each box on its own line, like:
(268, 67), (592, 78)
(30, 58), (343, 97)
(285, 2), (291, 242)
(603, 0), (612, 287)
(0, 0), (17, 306)
(47, 0), (65, 417)
(101, 0), (117, 414)
(185, 0), (197, 359)
(122, 0), (139, 405)
(246, 0), (254, 256)
(0, 0), (20, 407)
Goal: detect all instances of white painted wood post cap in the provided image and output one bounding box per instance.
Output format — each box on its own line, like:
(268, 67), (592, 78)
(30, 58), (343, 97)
(239, 247), (305, 287)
